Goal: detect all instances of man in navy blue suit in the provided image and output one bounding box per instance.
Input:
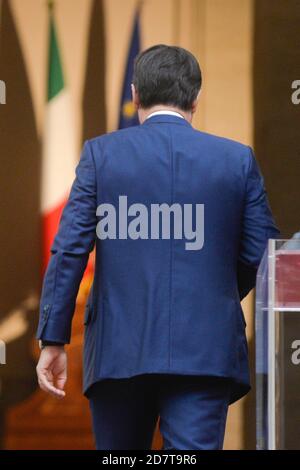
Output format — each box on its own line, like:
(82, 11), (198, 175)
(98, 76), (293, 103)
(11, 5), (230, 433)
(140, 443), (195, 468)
(36, 45), (279, 449)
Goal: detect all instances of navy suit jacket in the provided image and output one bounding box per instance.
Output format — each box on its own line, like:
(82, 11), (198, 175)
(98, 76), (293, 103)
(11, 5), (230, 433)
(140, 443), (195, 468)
(37, 114), (279, 403)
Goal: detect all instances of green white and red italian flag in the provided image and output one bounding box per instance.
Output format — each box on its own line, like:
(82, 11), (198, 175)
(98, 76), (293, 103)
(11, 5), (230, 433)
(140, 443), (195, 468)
(41, 6), (77, 271)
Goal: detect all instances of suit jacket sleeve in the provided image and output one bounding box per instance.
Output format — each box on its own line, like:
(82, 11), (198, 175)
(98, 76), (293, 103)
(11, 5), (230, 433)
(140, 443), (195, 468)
(36, 140), (97, 343)
(238, 147), (280, 300)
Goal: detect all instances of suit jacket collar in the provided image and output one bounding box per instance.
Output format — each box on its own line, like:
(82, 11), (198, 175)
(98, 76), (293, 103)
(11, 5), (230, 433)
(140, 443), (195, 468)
(141, 114), (192, 128)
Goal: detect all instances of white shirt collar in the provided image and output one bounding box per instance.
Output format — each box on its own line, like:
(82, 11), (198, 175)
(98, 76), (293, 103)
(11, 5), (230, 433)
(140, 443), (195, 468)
(146, 110), (185, 120)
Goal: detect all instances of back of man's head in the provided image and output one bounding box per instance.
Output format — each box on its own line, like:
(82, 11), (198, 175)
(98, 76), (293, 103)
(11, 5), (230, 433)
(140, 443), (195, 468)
(133, 44), (202, 111)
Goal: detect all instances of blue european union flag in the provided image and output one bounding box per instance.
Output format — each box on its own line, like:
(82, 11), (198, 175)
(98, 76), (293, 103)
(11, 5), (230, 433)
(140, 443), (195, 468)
(118, 12), (140, 129)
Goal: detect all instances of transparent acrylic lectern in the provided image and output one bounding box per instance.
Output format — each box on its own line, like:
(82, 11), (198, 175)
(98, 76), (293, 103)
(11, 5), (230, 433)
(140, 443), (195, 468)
(256, 238), (300, 449)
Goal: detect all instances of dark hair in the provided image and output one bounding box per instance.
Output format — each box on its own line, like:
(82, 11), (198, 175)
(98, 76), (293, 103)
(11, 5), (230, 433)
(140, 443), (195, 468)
(132, 44), (202, 111)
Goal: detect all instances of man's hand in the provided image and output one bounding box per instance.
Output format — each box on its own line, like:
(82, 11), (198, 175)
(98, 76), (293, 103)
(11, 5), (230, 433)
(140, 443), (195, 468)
(36, 346), (67, 399)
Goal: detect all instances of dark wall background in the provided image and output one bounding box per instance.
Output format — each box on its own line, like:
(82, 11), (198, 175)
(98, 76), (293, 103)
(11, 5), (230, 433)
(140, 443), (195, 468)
(254, 0), (300, 238)
(0, 0), (41, 448)
(243, 0), (300, 450)
(82, 0), (106, 141)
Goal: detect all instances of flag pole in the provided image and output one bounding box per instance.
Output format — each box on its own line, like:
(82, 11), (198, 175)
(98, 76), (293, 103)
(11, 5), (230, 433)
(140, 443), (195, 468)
(136, 0), (144, 14)
(48, 0), (54, 11)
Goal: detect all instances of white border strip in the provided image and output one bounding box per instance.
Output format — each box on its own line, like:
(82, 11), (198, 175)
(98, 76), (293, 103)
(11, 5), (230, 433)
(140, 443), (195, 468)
(268, 238), (276, 449)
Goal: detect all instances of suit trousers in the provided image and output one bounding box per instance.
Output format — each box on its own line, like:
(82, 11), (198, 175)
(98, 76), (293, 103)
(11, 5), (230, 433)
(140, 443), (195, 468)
(88, 374), (231, 450)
